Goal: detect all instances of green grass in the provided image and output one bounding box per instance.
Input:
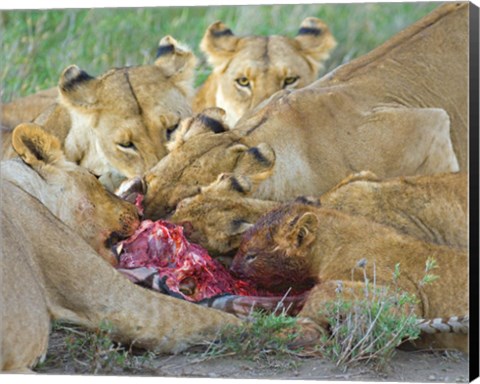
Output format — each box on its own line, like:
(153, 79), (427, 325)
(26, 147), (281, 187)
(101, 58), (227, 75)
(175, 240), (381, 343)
(1, 2), (439, 102)
(195, 309), (306, 369)
(317, 258), (442, 371)
(194, 259), (432, 372)
(319, 274), (420, 370)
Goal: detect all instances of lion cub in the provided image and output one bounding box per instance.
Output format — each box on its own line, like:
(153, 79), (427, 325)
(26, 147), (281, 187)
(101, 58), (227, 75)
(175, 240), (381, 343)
(231, 201), (468, 351)
(193, 18), (336, 126)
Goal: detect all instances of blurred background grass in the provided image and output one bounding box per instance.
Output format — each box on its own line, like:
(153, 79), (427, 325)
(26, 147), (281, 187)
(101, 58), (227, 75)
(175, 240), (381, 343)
(0, 2), (439, 103)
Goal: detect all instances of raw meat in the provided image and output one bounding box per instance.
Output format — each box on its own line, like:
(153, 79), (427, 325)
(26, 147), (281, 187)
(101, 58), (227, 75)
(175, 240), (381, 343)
(115, 218), (306, 317)
(117, 220), (265, 302)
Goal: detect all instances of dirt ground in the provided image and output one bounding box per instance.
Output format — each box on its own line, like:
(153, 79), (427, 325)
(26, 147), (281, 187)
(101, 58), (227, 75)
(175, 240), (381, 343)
(29, 328), (469, 382)
(136, 349), (469, 382)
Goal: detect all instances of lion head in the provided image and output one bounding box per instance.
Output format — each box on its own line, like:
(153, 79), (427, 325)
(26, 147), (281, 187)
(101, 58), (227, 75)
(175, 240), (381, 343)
(4, 123), (141, 265)
(193, 17), (336, 126)
(170, 173), (278, 256)
(231, 201), (320, 293)
(53, 36), (196, 188)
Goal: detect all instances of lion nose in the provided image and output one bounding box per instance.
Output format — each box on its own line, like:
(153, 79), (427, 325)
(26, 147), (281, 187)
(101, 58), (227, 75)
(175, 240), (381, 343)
(229, 258), (244, 278)
(115, 176), (146, 201)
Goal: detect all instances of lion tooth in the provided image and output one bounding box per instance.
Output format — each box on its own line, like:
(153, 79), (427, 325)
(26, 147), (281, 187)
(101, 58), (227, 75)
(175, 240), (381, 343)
(116, 243), (123, 255)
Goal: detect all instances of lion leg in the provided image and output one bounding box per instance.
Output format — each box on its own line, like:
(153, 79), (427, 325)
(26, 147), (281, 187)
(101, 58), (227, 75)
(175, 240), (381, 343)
(1, 218), (50, 371)
(36, 221), (242, 353)
(296, 280), (468, 353)
(11, 185), (241, 355)
(294, 280), (424, 346)
(353, 107), (460, 175)
(287, 281), (372, 348)
(297, 280), (380, 327)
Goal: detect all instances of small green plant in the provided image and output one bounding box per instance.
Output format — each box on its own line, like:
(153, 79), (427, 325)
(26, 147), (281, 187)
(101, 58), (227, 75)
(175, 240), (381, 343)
(421, 257), (440, 286)
(36, 320), (156, 375)
(318, 258), (440, 370)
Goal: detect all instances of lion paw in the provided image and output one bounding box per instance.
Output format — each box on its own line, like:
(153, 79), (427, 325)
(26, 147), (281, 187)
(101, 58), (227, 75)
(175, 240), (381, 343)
(287, 317), (327, 351)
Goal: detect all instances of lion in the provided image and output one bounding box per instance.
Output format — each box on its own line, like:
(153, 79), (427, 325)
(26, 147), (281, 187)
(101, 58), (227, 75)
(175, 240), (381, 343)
(230, 200), (468, 352)
(166, 171), (467, 258)
(170, 173), (278, 256)
(132, 3), (466, 218)
(1, 123), (240, 372)
(2, 36), (196, 191)
(192, 17), (336, 127)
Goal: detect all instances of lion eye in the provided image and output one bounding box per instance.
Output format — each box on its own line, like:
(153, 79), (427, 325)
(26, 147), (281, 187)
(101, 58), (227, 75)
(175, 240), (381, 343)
(283, 76), (299, 88)
(118, 142), (136, 150)
(245, 253), (257, 263)
(235, 77), (250, 87)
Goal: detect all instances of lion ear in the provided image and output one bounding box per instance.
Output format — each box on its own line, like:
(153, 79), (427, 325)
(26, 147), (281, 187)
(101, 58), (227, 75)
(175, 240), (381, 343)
(294, 196), (321, 207)
(234, 142), (276, 184)
(202, 173), (253, 196)
(12, 123), (64, 168)
(167, 108), (228, 152)
(200, 21), (240, 68)
(58, 65), (98, 107)
(295, 17), (337, 73)
(184, 107), (228, 138)
(155, 36), (197, 81)
(228, 219), (255, 236)
(288, 212), (319, 248)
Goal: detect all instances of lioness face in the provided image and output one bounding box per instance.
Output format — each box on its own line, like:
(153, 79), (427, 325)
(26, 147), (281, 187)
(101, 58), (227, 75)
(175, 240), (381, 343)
(199, 18), (336, 126)
(59, 36), (195, 184)
(9, 123), (140, 265)
(212, 37), (321, 127)
(231, 203), (318, 293)
(142, 131), (258, 219)
(86, 67), (186, 177)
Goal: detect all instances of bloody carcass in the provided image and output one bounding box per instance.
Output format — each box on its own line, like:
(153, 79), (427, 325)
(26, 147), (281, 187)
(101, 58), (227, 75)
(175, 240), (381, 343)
(115, 219), (306, 318)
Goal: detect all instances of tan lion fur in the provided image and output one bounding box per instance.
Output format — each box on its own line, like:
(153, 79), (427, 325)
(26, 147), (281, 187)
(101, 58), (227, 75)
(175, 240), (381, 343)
(139, 3), (467, 218)
(1, 87), (58, 129)
(193, 17), (336, 126)
(6, 123), (141, 265)
(2, 36), (196, 190)
(0, 123), (240, 372)
(318, 171), (468, 249)
(136, 108), (276, 219)
(170, 173), (278, 256)
(234, 2), (467, 197)
(231, 201), (468, 352)
(167, 171), (467, 257)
